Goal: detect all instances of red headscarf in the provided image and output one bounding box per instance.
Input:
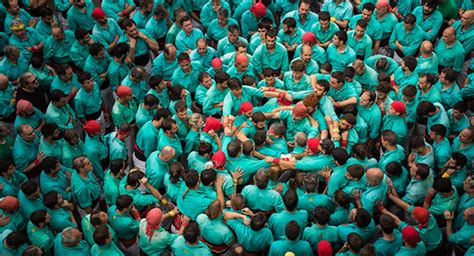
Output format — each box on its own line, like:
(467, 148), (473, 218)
(91, 8), (106, 20)
(292, 103), (308, 117)
(116, 86), (132, 98)
(203, 117), (222, 132)
(212, 151), (227, 169)
(146, 208), (163, 241)
(83, 120), (101, 135)
(307, 138), (320, 154)
(317, 240), (333, 256)
(250, 1), (266, 17)
(302, 32), (317, 44)
(402, 226), (421, 246)
(238, 101), (253, 115)
(391, 101), (406, 115)
(412, 207), (430, 229)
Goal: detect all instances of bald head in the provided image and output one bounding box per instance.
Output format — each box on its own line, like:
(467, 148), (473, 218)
(0, 74), (8, 90)
(366, 168), (384, 186)
(443, 27), (456, 44)
(465, 206), (474, 224)
(420, 40), (433, 54)
(160, 146), (176, 161)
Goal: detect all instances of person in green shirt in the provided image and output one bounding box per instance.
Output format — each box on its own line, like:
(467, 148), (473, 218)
(67, 0), (95, 31)
(18, 180), (46, 220)
(227, 214), (273, 253)
(171, 53), (204, 94)
(394, 226), (427, 256)
(429, 124), (452, 169)
(139, 208), (181, 255)
(82, 210), (118, 247)
(435, 27), (466, 72)
(0, 46), (29, 82)
(54, 227), (90, 255)
(448, 102), (470, 139)
(196, 200), (240, 253)
(337, 208), (376, 244)
(38, 123), (63, 164)
(112, 86), (138, 128)
(0, 158), (27, 197)
(108, 195), (140, 255)
(100, 0), (135, 22)
(103, 160), (125, 206)
(312, 11), (339, 48)
(380, 195), (442, 252)
(62, 129), (84, 169)
(374, 214), (403, 256)
(70, 28), (93, 70)
(91, 225), (124, 256)
(241, 169), (285, 213)
(303, 206), (340, 251)
(83, 120), (109, 182)
(175, 16), (204, 54)
(106, 125), (130, 162)
(43, 191), (77, 233)
(45, 90), (76, 131)
(424, 178), (459, 218)
(71, 157), (101, 216)
(43, 25), (76, 64)
(146, 145), (175, 190)
(0, 230), (28, 256)
(119, 170), (166, 213)
(336, 233), (365, 256)
(171, 222), (212, 256)
(203, 71), (230, 116)
(268, 188), (308, 240)
(412, 1), (443, 41)
(84, 43), (112, 92)
(283, 60), (312, 92)
(268, 221), (312, 256)
(445, 206), (474, 250)
(253, 28), (289, 79)
(131, 0), (153, 29)
(40, 157), (72, 200)
(389, 14), (424, 57)
(326, 31), (357, 72)
(347, 20), (373, 60)
(27, 210), (54, 255)
(74, 71), (104, 124)
(435, 68), (463, 110)
(277, 17), (305, 58)
(177, 169), (225, 220)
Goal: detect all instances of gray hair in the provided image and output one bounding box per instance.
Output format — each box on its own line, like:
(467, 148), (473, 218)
(3, 45), (18, 58)
(269, 122), (286, 137)
(61, 227), (81, 247)
(303, 173), (319, 193)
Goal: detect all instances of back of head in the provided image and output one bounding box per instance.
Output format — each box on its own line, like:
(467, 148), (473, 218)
(250, 214), (267, 231)
(379, 214), (395, 234)
(347, 233), (363, 253)
(254, 169), (269, 189)
(183, 222), (200, 243)
(116, 195), (133, 211)
(314, 206), (330, 225)
(285, 221), (300, 241)
(93, 225), (110, 246)
(355, 208), (371, 228)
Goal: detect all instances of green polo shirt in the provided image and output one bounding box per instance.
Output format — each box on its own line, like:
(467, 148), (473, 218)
(71, 170), (101, 209)
(108, 205), (139, 240)
(139, 219), (177, 255)
(252, 42), (289, 74)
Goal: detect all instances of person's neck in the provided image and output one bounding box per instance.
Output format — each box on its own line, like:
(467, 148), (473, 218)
(421, 51), (432, 58)
(443, 81), (453, 89)
(337, 44), (346, 52)
(385, 144), (397, 151)
(377, 12), (387, 19)
(165, 132), (174, 138)
(445, 39), (455, 47)
(23, 86), (34, 92)
(434, 137), (444, 144)
(79, 171), (88, 178)
(383, 232), (395, 241)
(48, 171), (58, 178)
(463, 22), (471, 30)
(316, 223), (326, 228)
(44, 137), (55, 144)
(118, 98), (128, 105)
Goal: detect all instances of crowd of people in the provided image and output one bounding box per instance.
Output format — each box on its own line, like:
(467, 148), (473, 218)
(0, 0), (473, 254)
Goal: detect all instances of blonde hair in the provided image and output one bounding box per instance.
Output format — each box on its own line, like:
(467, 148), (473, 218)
(188, 113), (204, 129)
